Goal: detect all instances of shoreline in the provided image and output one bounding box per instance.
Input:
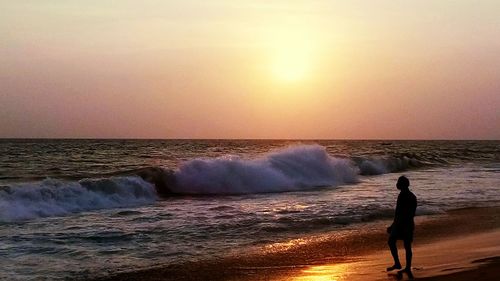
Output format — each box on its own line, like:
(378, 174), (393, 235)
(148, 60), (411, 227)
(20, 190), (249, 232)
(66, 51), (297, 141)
(93, 206), (500, 281)
(279, 228), (500, 281)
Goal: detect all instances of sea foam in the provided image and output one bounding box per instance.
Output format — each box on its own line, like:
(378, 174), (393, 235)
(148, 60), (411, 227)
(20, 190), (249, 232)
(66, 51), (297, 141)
(0, 144), (422, 221)
(173, 145), (359, 194)
(0, 176), (157, 221)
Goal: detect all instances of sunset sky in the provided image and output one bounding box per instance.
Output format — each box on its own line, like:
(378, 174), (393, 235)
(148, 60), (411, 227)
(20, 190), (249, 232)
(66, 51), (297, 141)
(1, 1), (499, 139)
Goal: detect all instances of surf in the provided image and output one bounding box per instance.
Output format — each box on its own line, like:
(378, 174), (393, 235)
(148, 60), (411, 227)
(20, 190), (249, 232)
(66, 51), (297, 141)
(0, 176), (157, 221)
(0, 144), (424, 221)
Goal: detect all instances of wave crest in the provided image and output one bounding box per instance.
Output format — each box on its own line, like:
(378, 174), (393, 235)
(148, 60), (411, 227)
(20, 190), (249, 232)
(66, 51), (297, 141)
(0, 144), (427, 221)
(0, 176), (157, 221)
(354, 156), (422, 175)
(173, 145), (359, 194)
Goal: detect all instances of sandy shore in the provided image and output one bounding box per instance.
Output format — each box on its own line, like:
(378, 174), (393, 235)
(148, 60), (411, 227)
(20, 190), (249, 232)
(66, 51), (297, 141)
(417, 256), (500, 281)
(93, 206), (500, 281)
(279, 228), (500, 281)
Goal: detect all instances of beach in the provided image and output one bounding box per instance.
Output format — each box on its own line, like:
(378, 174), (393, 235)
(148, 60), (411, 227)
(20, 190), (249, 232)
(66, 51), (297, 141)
(94, 206), (500, 281)
(1, 140), (498, 280)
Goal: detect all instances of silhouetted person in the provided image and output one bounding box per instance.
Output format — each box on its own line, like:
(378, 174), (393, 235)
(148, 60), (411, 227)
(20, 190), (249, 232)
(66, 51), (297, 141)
(387, 176), (417, 279)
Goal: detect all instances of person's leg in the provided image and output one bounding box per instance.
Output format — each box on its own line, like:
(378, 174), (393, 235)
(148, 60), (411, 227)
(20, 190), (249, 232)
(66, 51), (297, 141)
(403, 239), (412, 270)
(397, 239), (414, 279)
(387, 237), (401, 271)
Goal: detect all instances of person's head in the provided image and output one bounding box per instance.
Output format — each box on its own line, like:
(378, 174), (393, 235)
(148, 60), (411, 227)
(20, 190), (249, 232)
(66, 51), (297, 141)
(396, 176), (410, 190)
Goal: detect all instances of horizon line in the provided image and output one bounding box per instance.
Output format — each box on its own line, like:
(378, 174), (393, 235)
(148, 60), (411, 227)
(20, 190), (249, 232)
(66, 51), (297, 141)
(0, 138), (498, 141)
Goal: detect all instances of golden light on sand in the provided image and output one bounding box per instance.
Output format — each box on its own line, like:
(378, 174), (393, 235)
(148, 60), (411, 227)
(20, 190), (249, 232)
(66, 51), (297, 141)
(293, 264), (351, 281)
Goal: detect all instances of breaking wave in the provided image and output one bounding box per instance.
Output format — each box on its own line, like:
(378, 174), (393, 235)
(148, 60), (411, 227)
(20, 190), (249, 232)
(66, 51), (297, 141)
(173, 145), (358, 194)
(0, 144), (424, 221)
(171, 145), (422, 194)
(0, 177), (157, 221)
(353, 155), (422, 175)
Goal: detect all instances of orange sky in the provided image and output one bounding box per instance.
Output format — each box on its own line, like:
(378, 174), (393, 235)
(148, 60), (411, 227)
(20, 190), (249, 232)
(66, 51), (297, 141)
(1, 1), (499, 139)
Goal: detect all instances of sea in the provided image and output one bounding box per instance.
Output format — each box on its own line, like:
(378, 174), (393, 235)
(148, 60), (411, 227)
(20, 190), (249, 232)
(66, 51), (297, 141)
(0, 139), (499, 280)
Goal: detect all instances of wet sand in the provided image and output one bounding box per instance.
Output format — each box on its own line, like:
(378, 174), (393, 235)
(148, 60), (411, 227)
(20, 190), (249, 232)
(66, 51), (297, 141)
(417, 256), (500, 281)
(94, 206), (500, 281)
(282, 228), (500, 281)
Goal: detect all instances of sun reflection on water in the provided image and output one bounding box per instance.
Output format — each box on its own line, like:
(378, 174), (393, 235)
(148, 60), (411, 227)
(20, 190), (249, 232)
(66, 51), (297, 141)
(264, 238), (309, 252)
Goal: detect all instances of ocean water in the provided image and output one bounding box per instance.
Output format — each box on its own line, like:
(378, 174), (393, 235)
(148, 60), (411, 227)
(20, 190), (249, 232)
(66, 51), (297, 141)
(0, 140), (499, 280)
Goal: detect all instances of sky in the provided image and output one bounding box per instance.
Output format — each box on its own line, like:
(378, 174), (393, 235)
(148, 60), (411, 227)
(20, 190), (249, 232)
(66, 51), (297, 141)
(1, 0), (499, 139)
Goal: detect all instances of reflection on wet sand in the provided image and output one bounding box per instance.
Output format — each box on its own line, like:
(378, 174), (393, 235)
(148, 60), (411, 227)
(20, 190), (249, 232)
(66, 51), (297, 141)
(282, 228), (500, 281)
(293, 263), (352, 281)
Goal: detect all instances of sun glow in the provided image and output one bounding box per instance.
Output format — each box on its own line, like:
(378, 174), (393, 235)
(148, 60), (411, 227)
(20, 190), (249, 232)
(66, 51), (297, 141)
(266, 31), (319, 83)
(271, 47), (313, 82)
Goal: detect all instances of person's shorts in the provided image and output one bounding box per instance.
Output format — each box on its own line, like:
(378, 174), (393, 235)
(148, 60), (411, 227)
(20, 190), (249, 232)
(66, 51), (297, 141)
(389, 227), (414, 242)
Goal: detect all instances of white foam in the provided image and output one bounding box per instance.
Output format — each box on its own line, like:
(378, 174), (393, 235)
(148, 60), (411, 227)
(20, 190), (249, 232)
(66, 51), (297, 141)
(0, 145), (424, 221)
(173, 145), (359, 194)
(0, 176), (157, 222)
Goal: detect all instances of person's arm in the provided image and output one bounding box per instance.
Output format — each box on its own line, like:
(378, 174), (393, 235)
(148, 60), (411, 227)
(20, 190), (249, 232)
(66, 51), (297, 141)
(393, 194), (403, 225)
(387, 194), (402, 233)
(411, 195), (417, 218)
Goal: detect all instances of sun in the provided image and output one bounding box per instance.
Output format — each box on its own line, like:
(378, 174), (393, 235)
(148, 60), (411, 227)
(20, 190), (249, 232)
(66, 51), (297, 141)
(267, 33), (317, 83)
(271, 48), (312, 82)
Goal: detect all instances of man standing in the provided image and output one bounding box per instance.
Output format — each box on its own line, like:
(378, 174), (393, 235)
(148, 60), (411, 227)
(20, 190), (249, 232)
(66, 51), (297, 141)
(387, 176), (417, 279)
